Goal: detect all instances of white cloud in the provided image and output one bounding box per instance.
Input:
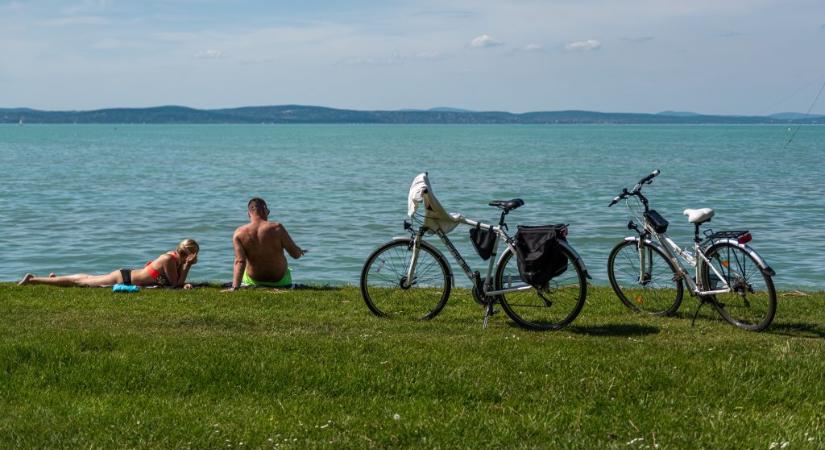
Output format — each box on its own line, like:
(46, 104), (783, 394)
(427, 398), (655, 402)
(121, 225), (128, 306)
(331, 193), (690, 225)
(154, 32), (200, 43)
(469, 34), (501, 48)
(565, 39), (601, 51)
(0, 1), (24, 12)
(414, 50), (446, 60)
(523, 43), (544, 52)
(43, 15), (109, 27)
(622, 36), (654, 43)
(194, 49), (224, 60)
(340, 53), (403, 66)
(61, 0), (112, 15)
(91, 37), (122, 49)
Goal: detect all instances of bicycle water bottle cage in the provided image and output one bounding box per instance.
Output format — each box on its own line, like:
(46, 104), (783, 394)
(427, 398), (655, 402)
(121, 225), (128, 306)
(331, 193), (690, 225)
(644, 210), (669, 233)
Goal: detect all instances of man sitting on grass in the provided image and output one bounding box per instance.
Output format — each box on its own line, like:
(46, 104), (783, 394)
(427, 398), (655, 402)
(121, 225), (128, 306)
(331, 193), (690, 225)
(224, 198), (304, 291)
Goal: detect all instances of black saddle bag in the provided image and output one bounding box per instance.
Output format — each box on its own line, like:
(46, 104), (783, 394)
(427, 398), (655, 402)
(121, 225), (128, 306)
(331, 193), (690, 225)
(469, 224), (496, 260)
(514, 224), (568, 288)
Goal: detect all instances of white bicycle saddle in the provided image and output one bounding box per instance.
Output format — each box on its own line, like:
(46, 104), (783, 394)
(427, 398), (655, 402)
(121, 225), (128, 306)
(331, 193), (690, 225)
(683, 208), (714, 224)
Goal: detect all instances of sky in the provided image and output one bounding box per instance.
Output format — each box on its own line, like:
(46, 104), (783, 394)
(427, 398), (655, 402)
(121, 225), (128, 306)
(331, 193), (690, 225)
(1, 0), (824, 114)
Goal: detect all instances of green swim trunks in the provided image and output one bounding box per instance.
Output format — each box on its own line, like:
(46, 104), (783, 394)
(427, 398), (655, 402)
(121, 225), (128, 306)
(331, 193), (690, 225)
(242, 268), (293, 288)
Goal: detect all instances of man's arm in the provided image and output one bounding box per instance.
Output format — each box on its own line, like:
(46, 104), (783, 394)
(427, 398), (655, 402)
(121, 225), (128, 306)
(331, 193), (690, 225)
(230, 231), (247, 290)
(280, 225), (304, 259)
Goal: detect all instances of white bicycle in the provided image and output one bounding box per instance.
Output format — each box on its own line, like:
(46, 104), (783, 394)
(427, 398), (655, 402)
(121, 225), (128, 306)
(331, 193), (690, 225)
(607, 170), (777, 331)
(360, 173), (590, 331)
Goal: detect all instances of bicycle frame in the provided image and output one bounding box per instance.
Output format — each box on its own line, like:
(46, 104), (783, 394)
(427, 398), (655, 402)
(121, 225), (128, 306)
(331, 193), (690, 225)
(637, 223), (732, 297)
(403, 215), (534, 297)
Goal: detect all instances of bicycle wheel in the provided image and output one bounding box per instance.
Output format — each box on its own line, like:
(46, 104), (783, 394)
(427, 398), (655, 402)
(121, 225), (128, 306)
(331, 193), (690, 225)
(360, 239), (452, 320)
(495, 245), (587, 331)
(702, 242), (776, 331)
(607, 239), (683, 316)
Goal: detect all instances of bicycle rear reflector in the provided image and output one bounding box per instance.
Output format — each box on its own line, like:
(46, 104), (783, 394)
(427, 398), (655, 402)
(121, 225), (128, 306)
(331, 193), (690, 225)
(737, 232), (752, 244)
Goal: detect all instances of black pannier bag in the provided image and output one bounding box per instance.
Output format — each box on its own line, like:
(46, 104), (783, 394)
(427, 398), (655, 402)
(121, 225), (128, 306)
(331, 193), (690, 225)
(514, 224), (568, 288)
(469, 224), (496, 260)
(644, 209), (669, 233)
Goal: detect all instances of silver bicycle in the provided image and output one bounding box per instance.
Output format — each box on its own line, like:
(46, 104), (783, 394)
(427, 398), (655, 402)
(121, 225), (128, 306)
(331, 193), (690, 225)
(360, 173), (590, 331)
(607, 170), (777, 331)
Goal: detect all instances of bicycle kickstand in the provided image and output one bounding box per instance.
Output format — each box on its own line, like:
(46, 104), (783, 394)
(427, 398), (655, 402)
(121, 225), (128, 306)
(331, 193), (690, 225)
(691, 297), (710, 327)
(483, 302), (494, 329)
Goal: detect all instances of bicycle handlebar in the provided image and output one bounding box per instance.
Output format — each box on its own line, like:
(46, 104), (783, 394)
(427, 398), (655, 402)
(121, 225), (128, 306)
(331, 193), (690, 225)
(608, 170), (660, 207)
(638, 169), (660, 186)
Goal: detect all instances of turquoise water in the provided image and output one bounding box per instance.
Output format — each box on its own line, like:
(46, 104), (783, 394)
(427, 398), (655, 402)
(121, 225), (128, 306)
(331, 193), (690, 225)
(1, 124), (823, 289)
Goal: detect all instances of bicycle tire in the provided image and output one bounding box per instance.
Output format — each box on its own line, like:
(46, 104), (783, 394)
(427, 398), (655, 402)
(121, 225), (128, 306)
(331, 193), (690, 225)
(701, 242), (776, 331)
(607, 238), (683, 316)
(494, 244), (587, 331)
(360, 238), (452, 320)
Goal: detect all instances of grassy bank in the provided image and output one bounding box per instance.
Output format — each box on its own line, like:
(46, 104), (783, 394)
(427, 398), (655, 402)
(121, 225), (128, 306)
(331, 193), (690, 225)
(1, 284), (824, 449)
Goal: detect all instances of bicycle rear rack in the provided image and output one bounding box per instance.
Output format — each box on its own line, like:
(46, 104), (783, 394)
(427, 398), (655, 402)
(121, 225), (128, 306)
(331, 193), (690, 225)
(702, 229), (752, 245)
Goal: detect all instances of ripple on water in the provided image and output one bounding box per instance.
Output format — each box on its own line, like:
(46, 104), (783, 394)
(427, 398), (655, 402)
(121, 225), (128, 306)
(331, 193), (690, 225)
(1, 124), (823, 290)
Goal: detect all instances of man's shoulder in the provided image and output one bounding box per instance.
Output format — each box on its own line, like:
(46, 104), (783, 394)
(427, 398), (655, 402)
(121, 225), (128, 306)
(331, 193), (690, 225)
(263, 221), (284, 232)
(233, 223), (253, 237)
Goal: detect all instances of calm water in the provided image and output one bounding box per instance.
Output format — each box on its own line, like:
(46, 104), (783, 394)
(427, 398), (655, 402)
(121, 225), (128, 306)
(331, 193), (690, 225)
(1, 124), (823, 289)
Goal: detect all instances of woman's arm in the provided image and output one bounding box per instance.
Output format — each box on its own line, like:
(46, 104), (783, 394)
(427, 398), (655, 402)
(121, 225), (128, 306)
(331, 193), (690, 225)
(166, 253), (196, 288)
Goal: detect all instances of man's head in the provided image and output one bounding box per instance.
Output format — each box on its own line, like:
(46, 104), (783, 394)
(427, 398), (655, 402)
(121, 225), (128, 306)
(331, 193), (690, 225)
(248, 197), (269, 220)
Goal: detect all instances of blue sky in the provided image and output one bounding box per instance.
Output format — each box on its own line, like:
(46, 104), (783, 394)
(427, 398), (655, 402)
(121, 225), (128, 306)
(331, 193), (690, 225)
(1, 0), (824, 114)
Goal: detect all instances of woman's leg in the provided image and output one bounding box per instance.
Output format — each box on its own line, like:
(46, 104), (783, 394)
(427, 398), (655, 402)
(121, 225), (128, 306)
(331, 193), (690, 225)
(20, 271), (122, 287)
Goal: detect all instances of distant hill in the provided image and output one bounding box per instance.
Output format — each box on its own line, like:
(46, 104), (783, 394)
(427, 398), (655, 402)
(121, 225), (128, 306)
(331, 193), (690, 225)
(2, 105), (823, 124)
(768, 112), (825, 120)
(657, 111), (701, 117)
(427, 107), (475, 113)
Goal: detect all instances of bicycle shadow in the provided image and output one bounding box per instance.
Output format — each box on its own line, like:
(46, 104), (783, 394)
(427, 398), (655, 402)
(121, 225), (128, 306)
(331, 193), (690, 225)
(767, 322), (825, 339)
(566, 323), (660, 337)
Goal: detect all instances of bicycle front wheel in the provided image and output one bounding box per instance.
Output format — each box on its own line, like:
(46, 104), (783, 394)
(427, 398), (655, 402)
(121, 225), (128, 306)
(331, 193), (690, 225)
(607, 238), (683, 316)
(360, 239), (451, 320)
(702, 242), (776, 331)
(495, 245), (587, 331)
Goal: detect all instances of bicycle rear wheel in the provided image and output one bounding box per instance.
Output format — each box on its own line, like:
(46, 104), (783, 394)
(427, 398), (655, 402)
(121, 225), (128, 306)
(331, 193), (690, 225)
(495, 245), (587, 331)
(360, 239), (451, 320)
(607, 238), (683, 316)
(702, 242), (776, 331)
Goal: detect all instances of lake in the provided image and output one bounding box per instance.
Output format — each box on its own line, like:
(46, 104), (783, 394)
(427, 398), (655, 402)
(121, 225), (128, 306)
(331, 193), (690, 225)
(1, 124), (822, 289)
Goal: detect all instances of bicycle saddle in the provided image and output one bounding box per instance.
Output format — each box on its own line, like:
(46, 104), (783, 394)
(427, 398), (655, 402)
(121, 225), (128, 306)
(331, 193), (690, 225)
(683, 208), (714, 224)
(489, 198), (524, 212)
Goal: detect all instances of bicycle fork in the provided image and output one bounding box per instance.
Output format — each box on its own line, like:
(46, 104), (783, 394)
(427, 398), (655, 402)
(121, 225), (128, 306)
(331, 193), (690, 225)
(402, 229), (426, 289)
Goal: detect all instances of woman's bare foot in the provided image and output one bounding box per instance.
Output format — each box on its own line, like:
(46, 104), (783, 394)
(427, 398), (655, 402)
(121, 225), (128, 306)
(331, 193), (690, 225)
(18, 273), (34, 285)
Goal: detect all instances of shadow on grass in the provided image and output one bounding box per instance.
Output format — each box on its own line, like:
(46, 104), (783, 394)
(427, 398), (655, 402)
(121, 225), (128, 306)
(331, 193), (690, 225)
(567, 323), (660, 337)
(208, 282), (342, 291)
(768, 322), (825, 339)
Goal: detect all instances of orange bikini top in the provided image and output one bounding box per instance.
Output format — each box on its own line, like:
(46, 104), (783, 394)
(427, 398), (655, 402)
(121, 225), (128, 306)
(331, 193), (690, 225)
(145, 252), (179, 281)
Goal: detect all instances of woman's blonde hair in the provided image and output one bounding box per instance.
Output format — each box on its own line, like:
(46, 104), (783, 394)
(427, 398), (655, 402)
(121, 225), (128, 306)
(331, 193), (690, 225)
(176, 238), (200, 257)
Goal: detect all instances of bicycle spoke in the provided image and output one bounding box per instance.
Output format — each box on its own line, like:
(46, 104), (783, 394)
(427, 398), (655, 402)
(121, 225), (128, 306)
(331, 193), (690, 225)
(361, 240), (451, 320)
(608, 240), (682, 316)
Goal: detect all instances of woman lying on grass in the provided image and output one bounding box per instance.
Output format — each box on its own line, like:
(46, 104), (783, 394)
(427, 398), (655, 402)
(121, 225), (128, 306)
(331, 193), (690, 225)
(18, 239), (200, 289)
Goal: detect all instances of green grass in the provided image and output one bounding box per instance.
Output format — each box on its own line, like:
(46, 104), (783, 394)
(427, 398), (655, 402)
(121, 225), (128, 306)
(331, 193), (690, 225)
(2, 284), (824, 449)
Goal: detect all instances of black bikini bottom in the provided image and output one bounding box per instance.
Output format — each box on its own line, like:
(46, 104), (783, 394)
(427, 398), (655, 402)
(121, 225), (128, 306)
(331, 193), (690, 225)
(120, 268), (132, 285)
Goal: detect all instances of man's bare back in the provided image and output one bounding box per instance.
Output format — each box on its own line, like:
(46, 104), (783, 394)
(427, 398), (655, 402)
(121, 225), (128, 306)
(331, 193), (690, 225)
(229, 198), (303, 290)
